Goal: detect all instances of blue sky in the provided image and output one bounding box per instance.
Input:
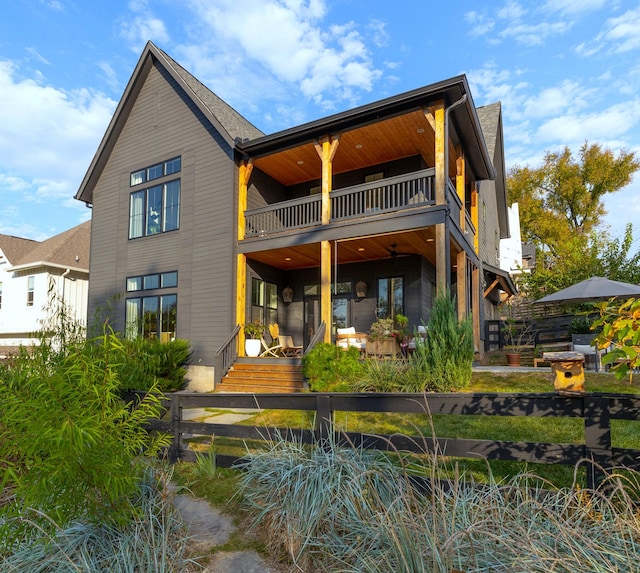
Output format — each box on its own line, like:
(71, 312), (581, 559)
(1, 0), (639, 248)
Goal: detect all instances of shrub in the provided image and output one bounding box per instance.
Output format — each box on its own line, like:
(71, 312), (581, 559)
(0, 325), (171, 545)
(302, 343), (364, 391)
(115, 337), (192, 392)
(419, 291), (474, 391)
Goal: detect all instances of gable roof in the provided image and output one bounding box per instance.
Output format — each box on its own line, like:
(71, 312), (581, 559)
(0, 234), (39, 265)
(476, 102), (510, 239)
(75, 41), (263, 205)
(9, 221), (90, 273)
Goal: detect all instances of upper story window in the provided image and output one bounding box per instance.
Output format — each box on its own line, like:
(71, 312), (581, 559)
(130, 157), (181, 187)
(0, 281), (3, 309)
(127, 271), (178, 292)
(129, 157), (181, 239)
(27, 276), (34, 307)
(129, 180), (180, 238)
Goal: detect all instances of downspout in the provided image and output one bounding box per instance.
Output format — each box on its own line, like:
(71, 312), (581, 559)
(61, 268), (71, 303)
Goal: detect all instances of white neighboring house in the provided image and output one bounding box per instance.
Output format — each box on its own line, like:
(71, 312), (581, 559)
(0, 221), (90, 353)
(499, 203), (524, 275)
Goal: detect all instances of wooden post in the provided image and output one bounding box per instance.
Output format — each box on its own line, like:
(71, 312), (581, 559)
(456, 153), (466, 231)
(315, 136), (339, 342)
(320, 240), (332, 343)
(584, 396), (612, 489)
(457, 250), (467, 318)
(471, 183), (479, 254)
(315, 394), (333, 443)
(430, 102), (448, 295)
(169, 395), (183, 464)
(472, 266), (480, 354)
(236, 160), (252, 356)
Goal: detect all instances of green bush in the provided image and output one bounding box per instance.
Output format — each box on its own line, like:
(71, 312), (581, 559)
(418, 291), (474, 391)
(115, 337), (192, 392)
(302, 343), (364, 391)
(0, 326), (171, 545)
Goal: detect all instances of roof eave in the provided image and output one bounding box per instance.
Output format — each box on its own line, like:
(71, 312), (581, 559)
(8, 262), (89, 274)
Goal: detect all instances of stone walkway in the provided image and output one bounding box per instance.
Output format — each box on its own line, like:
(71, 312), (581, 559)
(172, 406), (285, 573)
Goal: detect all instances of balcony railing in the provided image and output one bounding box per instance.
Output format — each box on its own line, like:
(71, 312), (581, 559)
(244, 168), (437, 239)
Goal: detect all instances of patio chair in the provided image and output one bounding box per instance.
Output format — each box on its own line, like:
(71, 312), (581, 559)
(571, 334), (601, 372)
(260, 333), (283, 357)
(279, 335), (303, 357)
(336, 327), (368, 357)
(407, 325), (428, 352)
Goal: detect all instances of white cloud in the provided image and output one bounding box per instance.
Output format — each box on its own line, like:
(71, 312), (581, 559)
(182, 0), (381, 110)
(542, 0), (608, 16)
(0, 59), (115, 197)
(576, 6), (640, 56)
(119, 0), (170, 53)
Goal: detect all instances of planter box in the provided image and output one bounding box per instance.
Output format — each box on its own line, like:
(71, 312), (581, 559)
(367, 338), (398, 358)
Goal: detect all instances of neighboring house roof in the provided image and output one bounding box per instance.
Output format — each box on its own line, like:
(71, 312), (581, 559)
(8, 220), (90, 273)
(476, 102), (510, 239)
(75, 41), (263, 205)
(0, 234), (39, 265)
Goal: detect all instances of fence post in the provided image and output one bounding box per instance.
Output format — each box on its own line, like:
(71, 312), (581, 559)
(584, 396), (612, 489)
(168, 395), (183, 463)
(314, 394), (333, 443)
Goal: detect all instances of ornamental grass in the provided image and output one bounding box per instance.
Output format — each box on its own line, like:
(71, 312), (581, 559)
(236, 428), (640, 572)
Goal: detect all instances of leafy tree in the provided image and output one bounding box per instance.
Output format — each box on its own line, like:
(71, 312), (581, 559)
(508, 142), (640, 300)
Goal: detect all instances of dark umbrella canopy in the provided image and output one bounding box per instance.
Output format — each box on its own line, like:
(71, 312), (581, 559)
(534, 276), (640, 305)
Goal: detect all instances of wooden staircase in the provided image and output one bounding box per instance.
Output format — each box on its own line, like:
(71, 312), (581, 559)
(216, 357), (305, 393)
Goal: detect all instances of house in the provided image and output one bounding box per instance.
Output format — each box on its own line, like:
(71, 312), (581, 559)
(0, 221), (90, 354)
(75, 41), (514, 389)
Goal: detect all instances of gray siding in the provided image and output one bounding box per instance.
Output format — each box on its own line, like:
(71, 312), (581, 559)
(88, 62), (237, 365)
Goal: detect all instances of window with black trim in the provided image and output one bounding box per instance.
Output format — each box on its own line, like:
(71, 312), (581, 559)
(129, 156), (181, 239)
(251, 277), (278, 326)
(377, 276), (403, 320)
(125, 294), (177, 341)
(127, 271), (178, 292)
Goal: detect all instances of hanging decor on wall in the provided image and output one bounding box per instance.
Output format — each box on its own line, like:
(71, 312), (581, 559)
(355, 280), (368, 298)
(282, 285), (294, 303)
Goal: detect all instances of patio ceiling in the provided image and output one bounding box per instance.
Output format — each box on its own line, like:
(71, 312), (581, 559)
(252, 110), (457, 187)
(244, 228), (457, 271)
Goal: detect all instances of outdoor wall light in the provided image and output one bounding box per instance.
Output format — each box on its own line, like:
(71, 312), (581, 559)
(355, 280), (368, 298)
(282, 285), (294, 303)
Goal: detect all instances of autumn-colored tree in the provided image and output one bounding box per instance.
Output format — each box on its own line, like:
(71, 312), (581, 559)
(507, 143), (640, 299)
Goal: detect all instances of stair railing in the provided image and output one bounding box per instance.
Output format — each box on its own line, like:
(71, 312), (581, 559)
(214, 325), (240, 386)
(305, 321), (326, 355)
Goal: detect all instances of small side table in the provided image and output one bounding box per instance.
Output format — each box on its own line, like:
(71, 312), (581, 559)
(543, 351), (585, 393)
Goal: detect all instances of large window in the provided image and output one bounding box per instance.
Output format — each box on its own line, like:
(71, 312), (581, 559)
(125, 270), (178, 340)
(251, 278), (278, 326)
(125, 294), (177, 341)
(129, 180), (180, 238)
(27, 276), (34, 307)
(129, 156), (181, 239)
(377, 276), (403, 320)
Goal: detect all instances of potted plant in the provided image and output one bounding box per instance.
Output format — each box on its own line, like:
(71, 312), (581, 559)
(244, 320), (265, 357)
(503, 318), (535, 366)
(368, 316), (398, 357)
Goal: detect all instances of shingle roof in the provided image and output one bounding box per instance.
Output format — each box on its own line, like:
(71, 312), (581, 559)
(0, 234), (39, 264)
(476, 102), (501, 160)
(11, 221), (90, 271)
(154, 44), (264, 143)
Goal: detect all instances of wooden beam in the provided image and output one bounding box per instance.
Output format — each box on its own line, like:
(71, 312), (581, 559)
(471, 183), (479, 253)
(472, 266), (481, 356)
(430, 101), (446, 206)
(237, 160), (253, 241)
(320, 240), (332, 343)
(456, 154), (466, 231)
(236, 253), (247, 356)
(435, 224), (447, 296)
(423, 108), (436, 132)
(484, 277), (500, 298)
(457, 250), (467, 318)
(314, 135), (340, 225)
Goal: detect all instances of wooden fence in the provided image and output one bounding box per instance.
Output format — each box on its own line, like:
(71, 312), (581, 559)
(145, 391), (640, 489)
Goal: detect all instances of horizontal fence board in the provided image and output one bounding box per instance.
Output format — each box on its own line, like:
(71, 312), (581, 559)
(145, 391), (640, 488)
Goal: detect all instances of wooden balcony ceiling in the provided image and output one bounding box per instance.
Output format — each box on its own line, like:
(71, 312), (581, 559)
(252, 110), (457, 187)
(246, 229), (446, 271)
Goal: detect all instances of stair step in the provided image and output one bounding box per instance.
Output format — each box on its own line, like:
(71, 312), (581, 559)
(218, 359), (305, 393)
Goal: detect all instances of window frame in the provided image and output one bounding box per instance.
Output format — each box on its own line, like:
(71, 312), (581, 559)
(129, 179), (181, 239)
(376, 276), (404, 320)
(26, 276), (35, 307)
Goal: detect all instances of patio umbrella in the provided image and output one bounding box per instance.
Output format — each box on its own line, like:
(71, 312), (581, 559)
(534, 276), (640, 305)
